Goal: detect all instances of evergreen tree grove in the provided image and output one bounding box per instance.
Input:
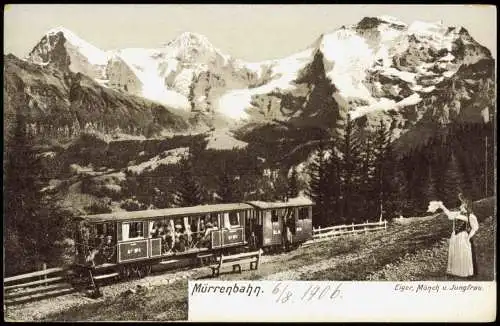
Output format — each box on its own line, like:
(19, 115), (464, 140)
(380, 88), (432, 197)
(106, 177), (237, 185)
(4, 114), (44, 274)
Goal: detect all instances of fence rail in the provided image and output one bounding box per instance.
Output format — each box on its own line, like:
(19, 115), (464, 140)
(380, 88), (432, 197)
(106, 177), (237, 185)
(4, 264), (76, 306)
(303, 220), (387, 246)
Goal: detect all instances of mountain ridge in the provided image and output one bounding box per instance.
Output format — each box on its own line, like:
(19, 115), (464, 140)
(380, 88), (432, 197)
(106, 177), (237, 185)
(6, 16), (495, 144)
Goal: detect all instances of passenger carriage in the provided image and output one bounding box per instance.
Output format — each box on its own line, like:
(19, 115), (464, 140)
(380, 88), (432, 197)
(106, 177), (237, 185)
(246, 198), (313, 252)
(73, 203), (254, 278)
(71, 199), (313, 281)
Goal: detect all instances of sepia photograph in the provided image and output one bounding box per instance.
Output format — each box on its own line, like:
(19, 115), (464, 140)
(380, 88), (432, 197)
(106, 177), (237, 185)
(3, 4), (496, 322)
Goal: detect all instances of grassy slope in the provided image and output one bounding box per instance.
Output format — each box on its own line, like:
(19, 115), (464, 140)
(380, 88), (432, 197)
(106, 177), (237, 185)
(42, 197), (495, 321)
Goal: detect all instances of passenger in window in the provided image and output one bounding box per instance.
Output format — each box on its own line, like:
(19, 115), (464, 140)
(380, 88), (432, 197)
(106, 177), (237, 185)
(165, 222), (174, 253)
(201, 222), (215, 248)
(136, 224), (143, 238)
(184, 222), (192, 248)
(191, 220), (198, 243)
(197, 219), (206, 247)
(103, 234), (114, 262)
(173, 223), (184, 252)
(151, 222), (160, 238)
(177, 232), (187, 252)
(285, 223), (293, 251)
(229, 213), (239, 228)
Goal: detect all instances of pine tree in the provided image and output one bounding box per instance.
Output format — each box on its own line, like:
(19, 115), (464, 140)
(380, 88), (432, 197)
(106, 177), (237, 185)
(387, 160), (411, 218)
(359, 130), (377, 220)
(442, 153), (463, 208)
(339, 115), (363, 223)
(323, 151), (342, 225)
(273, 169), (290, 201)
(307, 143), (330, 227)
(4, 114), (45, 274)
(372, 120), (397, 220)
(216, 167), (242, 204)
(424, 164), (438, 203)
(288, 167), (299, 199)
(174, 158), (203, 207)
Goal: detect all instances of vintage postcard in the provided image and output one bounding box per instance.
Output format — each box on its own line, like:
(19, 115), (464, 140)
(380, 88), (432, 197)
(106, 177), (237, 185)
(3, 4), (496, 322)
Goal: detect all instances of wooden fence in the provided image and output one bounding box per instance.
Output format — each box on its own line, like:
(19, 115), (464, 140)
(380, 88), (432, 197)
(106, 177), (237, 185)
(303, 220), (387, 246)
(4, 264), (76, 306)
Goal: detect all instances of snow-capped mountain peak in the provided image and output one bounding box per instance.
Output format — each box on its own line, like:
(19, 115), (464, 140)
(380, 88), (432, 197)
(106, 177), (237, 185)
(160, 31), (230, 65)
(27, 26), (109, 80)
(375, 15), (407, 27)
(166, 31), (214, 50)
(45, 26), (109, 66)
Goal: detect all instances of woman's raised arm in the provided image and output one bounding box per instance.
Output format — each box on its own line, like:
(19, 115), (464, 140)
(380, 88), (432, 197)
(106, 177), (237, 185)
(438, 202), (460, 220)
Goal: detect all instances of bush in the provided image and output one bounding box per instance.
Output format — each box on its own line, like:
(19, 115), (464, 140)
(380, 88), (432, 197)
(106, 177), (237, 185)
(52, 238), (76, 267)
(120, 198), (148, 211)
(85, 199), (112, 214)
(81, 176), (123, 201)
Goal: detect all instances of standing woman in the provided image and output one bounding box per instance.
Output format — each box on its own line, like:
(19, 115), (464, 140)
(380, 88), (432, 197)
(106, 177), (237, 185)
(437, 195), (479, 277)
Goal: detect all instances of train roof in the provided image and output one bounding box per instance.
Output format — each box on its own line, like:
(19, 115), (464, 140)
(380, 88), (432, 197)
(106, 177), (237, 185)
(246, 197), (313, 209)
(78, 202), (254, 222)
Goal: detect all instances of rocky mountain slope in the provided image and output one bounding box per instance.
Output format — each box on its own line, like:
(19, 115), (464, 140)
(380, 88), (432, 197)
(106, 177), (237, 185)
(4, 54), (190, 141)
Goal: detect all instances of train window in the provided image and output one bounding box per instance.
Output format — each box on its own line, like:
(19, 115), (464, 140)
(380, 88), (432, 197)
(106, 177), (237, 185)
(229, 212), (240, 227)
(298, 207), (309, 220)
(210, 213), (219, 228)
(96, 223), (105, 235)
(257, 212), (263, 225)
(271, 210), (279, 223)
(128, 222), (144, 238)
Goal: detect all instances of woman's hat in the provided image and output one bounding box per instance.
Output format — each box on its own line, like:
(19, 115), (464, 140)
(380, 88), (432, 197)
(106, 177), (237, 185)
(206, 222), (213, 227)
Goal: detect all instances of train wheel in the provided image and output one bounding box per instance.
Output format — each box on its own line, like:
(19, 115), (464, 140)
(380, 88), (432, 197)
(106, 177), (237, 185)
(131, 265), (141, 279)
(141, 265), (151, 277)
(119, 265), (128, 281)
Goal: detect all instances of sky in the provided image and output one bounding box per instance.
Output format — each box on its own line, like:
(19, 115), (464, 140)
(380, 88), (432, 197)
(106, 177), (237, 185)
(4, 4), (497, 61)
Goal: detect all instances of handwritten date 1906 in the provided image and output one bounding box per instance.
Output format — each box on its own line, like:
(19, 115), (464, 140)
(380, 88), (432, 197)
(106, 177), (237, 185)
(272, 282), (343, 304)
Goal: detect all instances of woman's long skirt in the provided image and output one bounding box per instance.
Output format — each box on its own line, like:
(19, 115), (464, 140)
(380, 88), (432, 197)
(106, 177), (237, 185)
(447, 231), (474, 277)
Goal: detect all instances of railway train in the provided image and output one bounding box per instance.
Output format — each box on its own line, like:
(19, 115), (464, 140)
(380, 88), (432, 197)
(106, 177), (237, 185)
(71, 198), (313, 283)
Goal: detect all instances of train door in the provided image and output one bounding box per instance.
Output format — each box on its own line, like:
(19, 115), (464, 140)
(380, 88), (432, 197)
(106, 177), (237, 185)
(209, 213), (222, 249)
(220, 211), (245, 247)
(117, 220), (149, 263)
(254, 210), (264, 247)
(245, 209), (257, 247)
(283, 207), (295, 246)
(148, 219), (162, 258)
(295, 206), (313, 242)
(263, 209), (283, 246)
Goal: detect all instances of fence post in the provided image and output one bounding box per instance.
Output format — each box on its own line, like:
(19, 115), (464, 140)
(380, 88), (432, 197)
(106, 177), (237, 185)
(351, 222), (354, 233)
(384, 220), (387, 230)
(43, 263), (47, 286)
(364, 221), (368, 234)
